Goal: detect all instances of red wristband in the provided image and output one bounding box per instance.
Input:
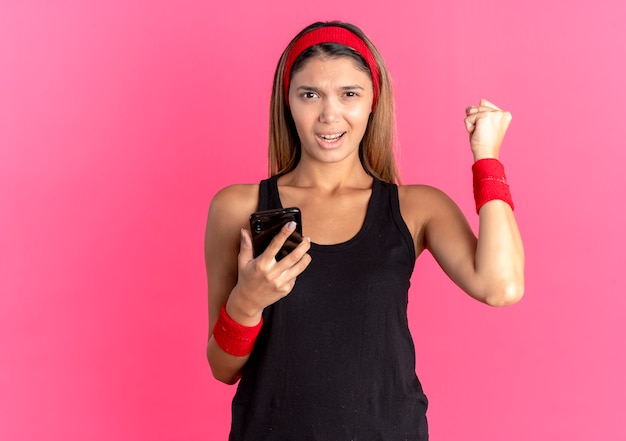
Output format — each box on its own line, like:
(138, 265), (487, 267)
(212, 305), (263, 357)
(472, 158), (514, 213)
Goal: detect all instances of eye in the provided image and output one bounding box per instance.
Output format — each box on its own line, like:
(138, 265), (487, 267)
(344, 91), (359, 98)
(301, 91), (318, 99)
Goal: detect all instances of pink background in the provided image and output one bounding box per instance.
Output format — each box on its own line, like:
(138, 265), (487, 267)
(1, 0), (625, 440)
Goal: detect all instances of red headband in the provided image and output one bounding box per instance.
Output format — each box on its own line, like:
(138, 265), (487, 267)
(283, 26), (380, 108)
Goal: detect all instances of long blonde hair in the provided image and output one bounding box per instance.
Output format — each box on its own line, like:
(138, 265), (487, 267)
(268, 21), (399, 183)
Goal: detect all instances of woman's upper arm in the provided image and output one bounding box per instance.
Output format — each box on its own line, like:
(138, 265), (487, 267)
(399, 185), (480, 298)
(402, 184), (524, 305)
(205, 184), (258, 335)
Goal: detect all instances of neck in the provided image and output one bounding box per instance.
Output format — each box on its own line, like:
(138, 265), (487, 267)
(280, 161), (373, 192)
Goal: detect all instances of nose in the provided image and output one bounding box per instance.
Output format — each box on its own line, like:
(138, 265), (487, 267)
(319, 97), (338, 123)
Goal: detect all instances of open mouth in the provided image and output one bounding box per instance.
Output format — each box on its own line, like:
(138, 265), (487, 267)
(317, 132), (346, 143)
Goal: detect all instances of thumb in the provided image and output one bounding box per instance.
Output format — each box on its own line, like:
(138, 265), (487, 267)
(238, 228), (255, 262)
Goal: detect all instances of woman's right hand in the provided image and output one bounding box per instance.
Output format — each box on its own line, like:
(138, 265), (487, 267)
(225, 221), (312, 326)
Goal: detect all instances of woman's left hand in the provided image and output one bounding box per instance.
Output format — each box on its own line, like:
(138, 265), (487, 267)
(464, 99), (512, 160)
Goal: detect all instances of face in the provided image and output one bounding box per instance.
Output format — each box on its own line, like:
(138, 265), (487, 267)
(288, 56), (373, 167)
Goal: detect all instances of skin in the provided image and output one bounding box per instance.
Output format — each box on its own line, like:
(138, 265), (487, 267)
(205, 55), (524, 385)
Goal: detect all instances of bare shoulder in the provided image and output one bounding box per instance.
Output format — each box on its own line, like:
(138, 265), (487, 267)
(398, 183), (448, 200)
(397, 184), (464, 253)
(209, 184), (260, 221)
(398, 184), (457, 216)
(205, 183), (260, 260)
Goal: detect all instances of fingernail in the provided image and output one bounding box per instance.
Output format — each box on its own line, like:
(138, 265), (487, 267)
(287, 221), (296, 231)
(241, 228), (246, 241)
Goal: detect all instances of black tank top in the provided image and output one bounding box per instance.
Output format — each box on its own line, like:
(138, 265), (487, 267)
(229, 176), (429, 441)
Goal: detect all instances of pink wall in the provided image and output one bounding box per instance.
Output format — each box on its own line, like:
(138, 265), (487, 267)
(1, 0), (624, 439)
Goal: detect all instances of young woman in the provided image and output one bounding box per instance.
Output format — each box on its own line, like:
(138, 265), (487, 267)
(205, 21), (524, 440)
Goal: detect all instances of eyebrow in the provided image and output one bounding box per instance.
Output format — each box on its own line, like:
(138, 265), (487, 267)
(296, 85), (365, 92)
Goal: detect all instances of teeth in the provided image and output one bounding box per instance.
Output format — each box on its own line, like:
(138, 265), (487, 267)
(319, 133), (344, 140)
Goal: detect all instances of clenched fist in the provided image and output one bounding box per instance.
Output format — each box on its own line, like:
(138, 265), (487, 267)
(464, 99), (512, 160)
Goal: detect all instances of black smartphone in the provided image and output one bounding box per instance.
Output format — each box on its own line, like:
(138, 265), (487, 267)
(249, 207), (303, 260)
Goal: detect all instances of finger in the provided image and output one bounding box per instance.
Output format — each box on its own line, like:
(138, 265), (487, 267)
(270, 241), (313, 296)
(466, 104), (500, 115)
(469, 106), (500, 115)
(279, 250), (313, 283)
(278, 234), (311, 266)
(260, 221), (298, 262)
(281, 231), (305, 256)
(288, 251), (313, 277)
(479, 98), (502, 110)
(464, 114), (477, 133)
(473, 108), (513, 126)
(238, 228), (254, 263)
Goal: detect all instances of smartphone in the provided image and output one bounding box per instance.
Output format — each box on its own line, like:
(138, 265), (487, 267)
(249, 207), (303, 260)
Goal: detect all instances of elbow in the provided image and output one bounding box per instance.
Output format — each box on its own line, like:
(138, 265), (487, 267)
(206, 344), (242, 385)
(484, 279), (524, 307)
(211, 367), (241, 385)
